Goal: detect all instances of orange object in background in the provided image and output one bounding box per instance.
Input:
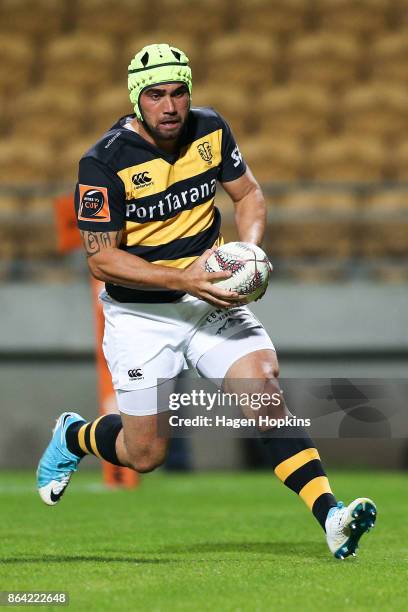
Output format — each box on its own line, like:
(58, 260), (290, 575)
(90, 277), (139, 489)
(54, 194), (82, 253)
(54, 194), (139, 489)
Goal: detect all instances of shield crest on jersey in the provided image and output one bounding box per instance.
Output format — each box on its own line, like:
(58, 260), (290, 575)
(197, 141), (213, 163)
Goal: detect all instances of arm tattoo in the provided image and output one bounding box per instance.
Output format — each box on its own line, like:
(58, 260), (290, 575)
(100, 232), (112, 249)
(114, 230), (122, 247)
(80, 230), (122, 258)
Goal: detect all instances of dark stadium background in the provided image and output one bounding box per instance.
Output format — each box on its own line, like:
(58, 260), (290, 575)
(0, 0), (407, 473)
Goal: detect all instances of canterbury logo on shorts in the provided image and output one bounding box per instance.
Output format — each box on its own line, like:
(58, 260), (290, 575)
(78, 185), (111, 222)
(128, 368), (144, 380)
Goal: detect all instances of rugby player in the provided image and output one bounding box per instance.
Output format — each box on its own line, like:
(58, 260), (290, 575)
(37, 44), (376, 559)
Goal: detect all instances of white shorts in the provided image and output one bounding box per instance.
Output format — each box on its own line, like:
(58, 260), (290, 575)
(100, 291), (275, 416)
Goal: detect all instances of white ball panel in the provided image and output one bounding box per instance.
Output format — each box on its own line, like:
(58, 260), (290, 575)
(205, 241), (271, 303)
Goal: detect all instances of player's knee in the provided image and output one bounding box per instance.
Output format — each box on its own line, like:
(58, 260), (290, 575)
(259, 377), (287, 420)
(247, 356), (280, 381)
(132, 459), (160, 473)
(128, 456), (163, 473)
(127, 447), (167, 473)
(260, 361), (279, 380)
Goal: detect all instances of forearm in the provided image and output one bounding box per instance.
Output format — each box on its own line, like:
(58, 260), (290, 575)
(87, 247), (242, 309)
(88, 248), (184, 292)
(79, 231), (244, 308)
(234, 185), (267, 245)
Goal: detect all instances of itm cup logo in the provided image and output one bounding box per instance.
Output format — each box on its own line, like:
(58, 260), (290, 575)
(197, 141), (213, 164)
(78, 185), (111, 222)
(131, 171), (153, 189)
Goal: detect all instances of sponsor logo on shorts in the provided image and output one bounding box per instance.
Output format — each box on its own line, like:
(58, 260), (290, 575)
(205, 308), (238, 325)
(215, 317), (246, 335)
(78, 185), (111, 222)
(197, 141), (213, 164)
(128, 368), (144, 380)
(204, 308), (247, 335)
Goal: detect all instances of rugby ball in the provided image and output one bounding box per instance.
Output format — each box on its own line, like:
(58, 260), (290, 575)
(205, 242), (272, 303)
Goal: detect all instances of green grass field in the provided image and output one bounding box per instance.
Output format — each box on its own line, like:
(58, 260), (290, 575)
(0, 470), (406, 611)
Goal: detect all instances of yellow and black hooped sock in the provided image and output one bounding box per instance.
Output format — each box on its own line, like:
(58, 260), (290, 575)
(263, 426), (337, 530)
(66, 415), (123, 466)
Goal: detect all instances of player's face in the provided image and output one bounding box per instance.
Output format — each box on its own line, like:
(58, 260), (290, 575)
(139, 83), (190, 141)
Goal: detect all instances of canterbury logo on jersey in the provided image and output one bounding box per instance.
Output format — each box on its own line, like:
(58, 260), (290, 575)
(126, 178), (217, 220)
(132, 171), (152, 188)
(117, 129), (222, 200)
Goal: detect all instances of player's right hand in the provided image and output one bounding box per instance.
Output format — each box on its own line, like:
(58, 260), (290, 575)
(180, 249), (245, 309)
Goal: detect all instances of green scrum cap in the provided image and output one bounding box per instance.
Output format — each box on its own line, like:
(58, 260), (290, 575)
(128, 43), (192, 121)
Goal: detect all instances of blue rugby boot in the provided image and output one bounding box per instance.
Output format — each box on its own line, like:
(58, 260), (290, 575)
(37, 412), (86, 506)
(325, 498), (377, 559)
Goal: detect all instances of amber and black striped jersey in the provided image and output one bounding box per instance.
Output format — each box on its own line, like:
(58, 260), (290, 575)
(74, 107), (246, 302)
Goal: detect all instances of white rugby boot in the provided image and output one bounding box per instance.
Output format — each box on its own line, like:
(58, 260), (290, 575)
(325, 498), (377, 559)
